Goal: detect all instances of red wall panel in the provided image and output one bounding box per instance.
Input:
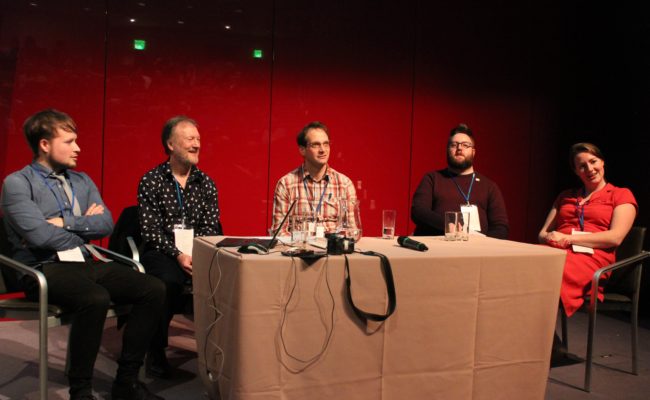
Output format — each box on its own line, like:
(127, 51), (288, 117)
(269, 0), (416, 237)
(101, 0), (273, 234)
(0, 0), (569, 243)
(409, 1), (535, 240)
(0, 1), (106, 188)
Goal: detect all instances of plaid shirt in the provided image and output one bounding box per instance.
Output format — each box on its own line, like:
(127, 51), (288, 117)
(272, 165), (357, 235)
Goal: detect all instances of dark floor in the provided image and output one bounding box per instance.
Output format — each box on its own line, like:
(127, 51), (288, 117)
(545, 310), (650, 400)
(0, 311), (648, 399)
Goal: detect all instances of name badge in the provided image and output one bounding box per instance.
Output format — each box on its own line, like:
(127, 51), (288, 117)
(57, 246), (85, 262)
(571, 229), (594, 254)
(174, 225), (194, 256)
(315, 225), (326, 238)
(460, 204), (481, 233)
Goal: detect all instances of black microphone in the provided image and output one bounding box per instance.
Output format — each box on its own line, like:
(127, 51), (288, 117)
(397, 236), (428, 252)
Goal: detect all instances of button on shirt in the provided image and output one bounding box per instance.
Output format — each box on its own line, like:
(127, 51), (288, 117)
(1, 162), (113, 266)
(137, 161), (222, 258)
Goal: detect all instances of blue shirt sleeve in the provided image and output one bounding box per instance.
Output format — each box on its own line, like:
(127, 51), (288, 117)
(2, 172), (85, 251)
(1, 168), (114, 258)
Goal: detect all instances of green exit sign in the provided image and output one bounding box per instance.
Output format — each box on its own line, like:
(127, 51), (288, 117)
(253, 49), (263, 59)
(133, 39), (146, 50)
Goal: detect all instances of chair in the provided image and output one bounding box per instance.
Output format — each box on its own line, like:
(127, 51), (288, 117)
(109, 206), (194, 297)
(108, 205), (143, 263)
(110, 205), (223, 264)
(109, 206), (197, 359)
(0, 216), (144, 400)
(560, 226), (649, 392)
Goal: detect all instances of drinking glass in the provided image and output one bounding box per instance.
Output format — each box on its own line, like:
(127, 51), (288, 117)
(337, 198), (362, 242)
(444, 211), (458, 241)
(290, 215), (309, 248)
(382, 210), (396, 239)
(457, 211), (470, 241)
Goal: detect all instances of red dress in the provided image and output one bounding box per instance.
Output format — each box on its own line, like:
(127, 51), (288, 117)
(551, 183), (637, 316)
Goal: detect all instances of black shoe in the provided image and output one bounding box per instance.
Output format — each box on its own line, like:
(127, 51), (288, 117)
(111, 380), (164, 400)
(145, 350), (172, 380)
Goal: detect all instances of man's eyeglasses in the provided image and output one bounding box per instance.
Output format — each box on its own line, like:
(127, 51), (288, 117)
(448, 141), (473, 150)
(306, 141), (330, 150)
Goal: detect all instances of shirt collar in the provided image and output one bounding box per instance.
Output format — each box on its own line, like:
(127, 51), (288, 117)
(161, 160), (202, 183)
(301, 164), (330, 183)
(444, 168), (476, 178)
(30, 161), (68, 178)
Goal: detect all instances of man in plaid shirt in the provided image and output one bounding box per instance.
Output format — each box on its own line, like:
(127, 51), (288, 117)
(272, 121), (358, 236)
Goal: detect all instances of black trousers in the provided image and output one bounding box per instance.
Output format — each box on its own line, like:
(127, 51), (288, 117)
(23, 260), (165, 395)
(140, 250), (190, 353)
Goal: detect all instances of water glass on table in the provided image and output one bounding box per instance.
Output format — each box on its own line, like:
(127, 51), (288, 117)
(382, 210), (396, 239)
(445, 211), (470, 241)
(290, 215), (309, 248)
(457, 211), (470, 241)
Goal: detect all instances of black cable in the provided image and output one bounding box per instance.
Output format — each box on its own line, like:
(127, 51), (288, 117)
(278, 255), (335, 373)
(203, 246), (224, 380)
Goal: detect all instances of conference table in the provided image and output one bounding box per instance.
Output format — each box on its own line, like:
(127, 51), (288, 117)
(192, 235), (566, 400)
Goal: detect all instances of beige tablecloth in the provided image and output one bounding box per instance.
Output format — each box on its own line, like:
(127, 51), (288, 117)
(192, 236), (566, 400)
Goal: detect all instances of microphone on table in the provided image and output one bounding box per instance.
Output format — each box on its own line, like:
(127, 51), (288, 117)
(397, 236), (428, 252)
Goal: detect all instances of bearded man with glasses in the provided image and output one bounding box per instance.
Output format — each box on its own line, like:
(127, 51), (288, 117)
(410, 123), (509, 238)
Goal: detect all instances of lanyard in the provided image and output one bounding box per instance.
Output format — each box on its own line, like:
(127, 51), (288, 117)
(173, 179), (185, 219)
(30, 165), (76, 217)
(302, 166), (329, 216)
(576, 188), (587, 231)
(451, 172), (475, 205)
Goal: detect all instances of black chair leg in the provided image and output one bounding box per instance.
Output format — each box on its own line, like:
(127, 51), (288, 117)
(632, 301), (639, 375)
(560, 304), (568, 348)
(585, 300), (598, 392)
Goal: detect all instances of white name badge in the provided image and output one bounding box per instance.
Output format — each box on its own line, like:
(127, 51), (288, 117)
(57, 246), (85, 262)
(461, 204), (481, 232)
(316, 225), (325, 238)
(571, 229), (594, 254)
(308, 222), (326, 238)
(174, 228), (195, 256)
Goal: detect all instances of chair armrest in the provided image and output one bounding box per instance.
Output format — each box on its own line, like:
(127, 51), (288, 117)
(590, 250), (650, 306)
(127, 236), (140, 262)
(0, 254), (49, 323)
(87, 244), (145, 273)
(0, 254), (47, 291)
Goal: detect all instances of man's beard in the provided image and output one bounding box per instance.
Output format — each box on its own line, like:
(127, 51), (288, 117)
(48, 156), (74, 172)
(447, 153), (473, 171)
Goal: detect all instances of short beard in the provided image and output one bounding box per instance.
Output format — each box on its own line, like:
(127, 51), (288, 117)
(447, 153), (473, 171)
(47, 157), (73, 172)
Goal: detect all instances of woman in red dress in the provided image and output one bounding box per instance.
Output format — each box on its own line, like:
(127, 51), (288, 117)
(538, 142), (638, 317)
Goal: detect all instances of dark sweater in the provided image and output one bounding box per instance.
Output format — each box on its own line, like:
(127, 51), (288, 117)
(410, 169), (509, 239)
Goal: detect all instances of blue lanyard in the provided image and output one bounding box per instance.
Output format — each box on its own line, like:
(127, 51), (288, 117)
(451, 172), (476, 205)
(576, 188), (587, 231)
(173, 179), (185, 218)
(30, 165), (76, 217)
(302, 166), (329, 216)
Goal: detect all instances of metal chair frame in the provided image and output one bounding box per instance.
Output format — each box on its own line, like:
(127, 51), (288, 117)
(0, 246), (144, 400)
(559, 226), (648, 392)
